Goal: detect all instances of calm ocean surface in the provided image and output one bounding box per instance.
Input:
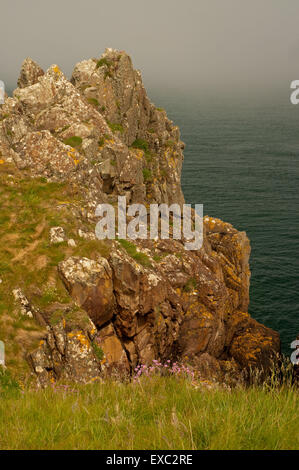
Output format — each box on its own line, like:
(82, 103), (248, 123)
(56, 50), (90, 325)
(151, 93), (299, 354)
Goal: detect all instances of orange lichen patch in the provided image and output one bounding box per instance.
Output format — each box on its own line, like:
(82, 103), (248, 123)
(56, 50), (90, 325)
(68, 330), (90, 350)
(229, 310), (250, 326)
(205, 218), (216, 230)
(218, 254), (241, 287)
(231, 329), (275, 366)
(184, 302), (214, 326)
(130, 148), (144, 160)
(104, 138), (115, 146)
(52, 65), (61, 76)
(98, 136), (115, 149)
(67, 148), (81, 166)
(0, 159), (5, 164)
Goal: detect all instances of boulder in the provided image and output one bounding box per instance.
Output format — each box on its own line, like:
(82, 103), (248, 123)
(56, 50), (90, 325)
(58, 257), (116, 327)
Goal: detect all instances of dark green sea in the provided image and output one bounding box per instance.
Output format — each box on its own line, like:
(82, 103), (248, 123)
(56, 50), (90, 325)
(151, 93), (299, 355)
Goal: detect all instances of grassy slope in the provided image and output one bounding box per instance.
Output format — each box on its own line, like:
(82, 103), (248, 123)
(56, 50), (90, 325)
(0, 162), (110, 379)
(0, 375), (298, 450)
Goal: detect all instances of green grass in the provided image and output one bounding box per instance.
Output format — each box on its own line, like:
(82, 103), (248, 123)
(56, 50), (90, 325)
(131, 138), (150, 154)
(130, 139), (153, 165)
(92, 342), (104, 362)
(142, 168), (152, 181)
(63, 136), (82, 148)
(87, 97), (100, 107)
(0, 163), (112, 377)
(96, 58), (111, 69)
(0, 375), (297, 450)
(183, 277), (197, 293)
(107, 121), (124, 134)
(36, 286), (70, 309)
(165, 139), (175, 148)
(118, 239), (152, 268)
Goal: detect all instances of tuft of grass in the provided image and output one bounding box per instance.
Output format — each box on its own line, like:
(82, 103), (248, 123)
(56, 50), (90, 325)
(92, 342), (104, 362)
(0, 215), (10, 225)
(87, 97), (99, 107)
(118, 239), (152, 268)
(107, 121), (124, 134)
(142, 168), (152, 182)
(183, 277), (197, 293)
(49, 306), (91, 330)
(0, 376), (297, 450)
(152, 252), (169, 263)
(36, 286), (70, 309)
(63, 136), (82, 148)
(98, 137), (105, 147)
(165, 139), (175, 148)
(131, 138), (149, 154)
(73, 239), (111, 259)
(96, 58), (111, 69)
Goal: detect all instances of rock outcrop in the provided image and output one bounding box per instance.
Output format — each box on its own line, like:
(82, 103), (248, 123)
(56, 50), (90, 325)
(0, 49), (281, 386)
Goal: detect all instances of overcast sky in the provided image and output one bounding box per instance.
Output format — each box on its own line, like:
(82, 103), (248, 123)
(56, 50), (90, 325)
(1, 0), (299, 101)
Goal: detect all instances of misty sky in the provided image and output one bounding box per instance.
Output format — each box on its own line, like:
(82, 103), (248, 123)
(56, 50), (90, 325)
(1, 0), (299, 101)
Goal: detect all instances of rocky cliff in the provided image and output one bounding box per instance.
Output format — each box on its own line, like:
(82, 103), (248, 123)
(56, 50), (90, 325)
(0, 49), (281, 386)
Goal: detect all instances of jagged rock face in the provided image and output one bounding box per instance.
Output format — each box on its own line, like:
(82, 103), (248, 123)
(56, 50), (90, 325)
(0, 50), (184, 209)
(17, 58), (44, 89)
(0, 49), (281, 386)
(71, 49), (184, 206)
(52, 216), (279, 385)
